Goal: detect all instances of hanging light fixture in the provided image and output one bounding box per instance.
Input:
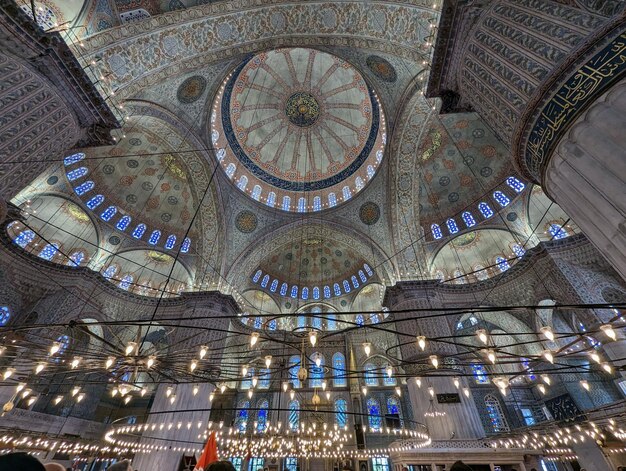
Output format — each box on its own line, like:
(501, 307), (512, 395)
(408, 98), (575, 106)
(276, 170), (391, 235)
(315, 354), (322, 368)
(415, 377), (422, 388)
(265, 355), (272, 368)
(70, 357), (81, 369)
(147, 356), (156, 369)
(125, 342), (137, 356)
(282, 382), (289, 392)
(362, 387), (367, 396)
(252, 376), (258, 388)
(541, 374), (551, 385)
(463, 387), (470, 398)
(416, 336), (426, 351)
(428, 386), (435, 398)
(395, 387), (401, 397)
(192, 385), (199, 396)
(220, 384), (226, 394)
(453, 377), (460, 389)
(49, 342), (62, 356)
(105, 356), (115, 369)
(580, 380), (590, 391)
(589, 351), (601, 363)
(429, 355), (439, 369)
(250, 332), (260, 347)
(242, 365), (249, 377)
(190, 360), (198, 372)
(540, 326), (555, 342)
(199, 345), (209, 359)
(363, 342), (371, 356)
(166, 386), (173, 398)
(601, 324), (617, 341)
(35, 362), (45, 374)
(543, 350), (555, 364)
(53, 395), (63, 405)
(3, 368), (15, 380)
(71, 386), (81, 397)
(290, 390), (295, 400)
(476, 329), (489, 344)
(309, 331), (317, 347)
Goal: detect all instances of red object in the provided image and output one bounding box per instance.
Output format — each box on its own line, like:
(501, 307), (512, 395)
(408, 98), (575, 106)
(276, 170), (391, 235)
(195, 431), (218, 471)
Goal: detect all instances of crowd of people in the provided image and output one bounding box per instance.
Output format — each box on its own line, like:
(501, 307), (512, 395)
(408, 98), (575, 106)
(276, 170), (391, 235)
(0, 452), (133, 470)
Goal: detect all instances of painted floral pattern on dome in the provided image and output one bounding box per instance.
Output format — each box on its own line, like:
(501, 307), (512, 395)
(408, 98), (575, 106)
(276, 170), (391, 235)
(366, 55), (397, 83)
(235, 211), (258, 233)
(176, 75), (207, 104)
(359, 202), (380, 225)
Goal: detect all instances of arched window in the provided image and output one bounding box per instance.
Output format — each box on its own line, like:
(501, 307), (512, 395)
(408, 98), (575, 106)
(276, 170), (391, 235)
(367, 398), (382, 431)
(367, 165), (375, 179)
(259, 368), (271, 389)
(268, 319), (277, 330)
(225, 163), (236, 178)
(310, 353), (324, 387)
(103, 265), (118, 279)
(333, 353), (347, 387)
(119, 274), (133, 290)
(237, 175), (248, 190)
(288, 400), (300, 431)
(252, 185), (262, 201)
(116, 215), (131, 231)
(165, 235), (177, 250)
(75, 181), (94, 196)
(335, 399), (348, 427)
(313, 196), (321, 212)
(355, 177), (364, 191)
(355, 314), (364, 326)
(474, 265), (488, 281)
(386, 396), (403, 425)
(462, 211), (476, 227)
(148, 230), (161, 245)
(506, 176), (525, 193)
(252, 270), (262, 283)
(484, 394), (509, 432)
(431, 224), (443, 239)
(270, 279), (278, 292)
(383, 371), (396, 386)
(261, 275), (269, 288)
(280, 283), (288, 296)
(478, 202), (494, 218)
(311, 307), (321, 330)
(496, 256), (510, 272)
(290, 285), (298, 299)
(301, 287), (309, 300)
(56, 334), (70, 356)
(266, 192), (276, 207)
(342, 186), (352, 201)
(328, 193), (337, 207)
(471, 363), (489, 384)
(327, 313), (337, 330)
(351, 276), (359, 289)
(297, 197), (306, 213)
(312, 287), (320, 300)
(241, 367), (255, 389)
(282, 196), (291, 211)
(253, 317), (262, 329)
(549, 223), (568, 239)
(370, 314), (380, 324)
(493, 191), (510, 207)
(333, 283), (341, 296)
(0, 307), (10, 326)
(68, 251), (85, 267)
(297, 316), (307, 331)
(181, 237), (191, 253)
(364, 264), (374, 276)
(86, 195), (104, 210)
(39, 243), (59, 261)
(14, 230), (35, 248)
(512, 244), (525, 258)
(342, 280), (351, 293)
(67, 167), (88, 181)
(364, 363), (378, 386)
(256, 400), (269, 432)
(132, 224), (146, 239)
(324, 286), (331, 299)
(289, 356), (301, 388)
(100, 206), (117, 221)
(64, 153), (85, 166)
(359, 270), (367, 283)
(446, 218), (459, 234)
(237, 400), (250, 432)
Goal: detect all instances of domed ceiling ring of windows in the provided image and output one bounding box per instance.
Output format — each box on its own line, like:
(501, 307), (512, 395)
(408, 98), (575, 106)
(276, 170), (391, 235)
(211, 48), (387, 213)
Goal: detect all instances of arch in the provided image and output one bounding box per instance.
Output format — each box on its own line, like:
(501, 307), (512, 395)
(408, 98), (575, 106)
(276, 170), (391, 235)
(484, 394), (509, 432)
(332, 353), (347, 387)
(366, 397), (382, 431)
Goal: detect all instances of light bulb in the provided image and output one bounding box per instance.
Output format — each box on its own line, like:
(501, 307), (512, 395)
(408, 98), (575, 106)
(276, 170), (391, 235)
(282, 382), (289, 392)
(111, 388), (118, 397)
(49, 342), (61, 356)
(53, 395), (63, 405)
(35, 362), (45, 374)
(309, 331), (317, 347)
(602, 363), (613, 373)
(3, 368), (14, 380)
(170, 394), (176, 404)
(315, 355), (322, 368)
(242, 365), (248, 377)
(386, 365), (393, 378)
(71, 357), (81, 369)
(429, 355), (439, 369)
(190, 360), (198, 372)
(395, 387), (401, 397)
(580, 380), (590, 391)
(252, 376), (258, 387)
(77, 393), (85, 403)
(16, 383), (25, 392)
(321, 381), (327, 391)
(363, 342), (371, 356)
(247, 390), (253, 399)
(105, 356), (115, 369)
(415, 377), (422, 388)
(325, 391), (331, 400)
(463, 387), (470, 397)
(265, 355), (272, 368)
(362, 387), (367, 396)
(71, 386), (81, 397)
(416, 336), (426, 351)
(543, 350), (554, 364)
(140, 388), (147, 397)
(250, 332), (260, 347)
(147, 356), (156, 369)
(453, 377), (460, 389)
(199, 345), (208, 359)
(290, 390), (295, 400)
(27, 396), (37, 406)
(220, 384), (226, 394)
(193, 385), (199, 396)
(21, 388), (32, 399)
(209, 393), (214, 402)
(123, 395), (131, 404)
(589, 351), (601, 363)
(476, 329), (488, 344)
(166, 386), (173, 398)
(541, 374), (551, 385)
(487, 349), (496, 364)
(428, 386), (435, 397)
(125, 342), (137, 356)
(540, 326), (555, 342)
(538, 384), (546, 395)
(601, 324), (617, 341)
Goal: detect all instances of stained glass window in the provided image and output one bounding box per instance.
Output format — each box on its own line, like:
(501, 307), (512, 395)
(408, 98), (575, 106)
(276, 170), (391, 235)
(496, 256), (510, 272)
(471, 363), (489, 384)
(364, 363), (378, 386)
(282, 196), (291, 211)
(119, 274), (133, 290)
(226, 163), (236, 179)
(241, 367), (254, 389)
(333, 353), (347, 387)
(367, 165), (375, 179)
(258, 368), (271, 389)
(14, 230), (35, 248)
(230, 457), (243, 471)
(324, 286), (331, 299)
(290, 285), (298, 299)
(165, 235), (177, 250)
(0, 307), (10, 326)
(386, 396), (403, 425)
(364, 264), (373, 277)
(355, 177), (364, 191)
(75, 181), (94, 195)
(372, 458), (390, 471)
(69, 251), (85, 266)
(132, 224), (146, 239)
(116, 216), (131, 231)
(237, 400), (250, 432)
(254, 317), (262, 329)
(479, 202), (494, 218)
(252, 185), (262, 201)
(268, 319), (277, 330)
(289, 400), (300, 431)
(359, 270), (367, 283)
(148, 230), (161, 245)
(335, 399), (347, 427)
(270, 279), (278, 292)
(431, 223), (443, 239)
(367, 398), (382, 431)
(237, 175), (248, 190)
(103, 265), (118, 279)
(446, 218), (459, 234)
(253, 270), (262, 283)
(297, 316), (306, 331)
(309, 353), (324, 387)
(328, 193), (337, 207)
(301, 287), (309, 300)
(343, 280), (351, 293)
(280, 283), (288, 296)
(333, 283), (341, 296)
(297, 197), (306, 213)
(327, 313), (337, 331)
(181, 237), (191, 253)
(351, 275), (359, 289)
(261, 275), (269, 288)
(39, 243), (59, 261)
(266, 192), (276, 207)
(506, 176), (525, 193)
(285, 458), (298, 471)
(549, 224), (568, 239)
(67, 167), (88, 181)
(313, 196), (321, 212)
(342, 186), (352, 201)
(249, 458), (264, 471)
(289, 356), (301, 388)
(100, 206), (117, 221)
(256, 400), (269, 432)
(64, 153), (85, 166)
(355, 314), (364, 326)
(462, 211), (476, 227)
(86, 195), (104, 210)
(493, 191), (510, 207)
(485, 394), (509, 432)
(512, 244), (525, 257)
(312, 287), (320, 300)
(474, 265), (488, 281)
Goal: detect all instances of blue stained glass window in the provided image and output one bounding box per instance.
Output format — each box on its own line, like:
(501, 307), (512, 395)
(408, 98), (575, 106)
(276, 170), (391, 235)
(355, 177), (364, 191)
(371, 314), (380, 325)
(268, 319), (277, 330)
(333, 353), (347, 387)
(270, 279), (278, 292)
(261, 275), (269, 288)
(506, 176), (525, 193)
(226, 163), (236, 178)
(14, 230), (35, 248)
(462, 211), (476, 227)
(230, 457), (243, 471)
(431, 224), (443, 239)
(355, 314), (364, 326)
(0, 306), (10, 326)
(335, 399), (347, 427)
(479, 202), (494, 218)
(367, 398), (382, 431)
(309, 353), (324, 387)
(119, 274), (133, 290)
(116, 215), (131, 231)
(333, 283), (341, 296)
(100, 206), (117, 221)
(342, 186), (352, 200)
(251, 185), (262, 201)
(521, 358), (536, 381)
(512, 244), (525, 257)
(297, 316), (306, 331)
(74, 181), (94, 195)
(242, 367), (254, 389)
(282, 196), (291, 211)
(253, 317), (262, 329)
(521, 408), (535, 426)
(237, 400), (250, 432)
(289, 400), (300, 431)
(301, 287), (309, 300)
(359, 270), (367, 283)
(549, 224), (568, 239)
(69, 251), (85, 266)
(372, 458), (390, 471)
(165, 235), (176, 250)
(257, 400), (269, 431)
(493, 191), (510, 207)
(290, 285), (298, 299)
(64, 153), (85, 166)
(446, 219), (459, 234)
(237, 175), (248, 190)
(297, 197), (306, 213)
(343, 280), (351, 293)
(280, 283), (288, 296)
(253, 270), (262, 283)
(181, 237), (191, 253)
(324, 286), (331, 299)
(313, 287), (320, 300)
(56, 334), (70, 356)
(148, 230), (161, 245)
(289, 356), (301, 388)
(471, 363), (489, 384)
(313, 197), (321, 212)
(485, 395), (508, 432)
(496, 256), (510, 272)
(364, 363), (378, 386)
(387, 396), (400, 415)
(266, 192), (276, 207)
(67, 167), (88, 181)
(364, 264), (373, 276)
(285, 458), (297, 471)
(351, 276), (359, 289)
(327, 313), (337, 331)
(86, 195), (104, 210)
(39, 243), (59, 261)
(367, 165), (375, 179)
(328, 193), (337, 207)
(103, 265), (118, 279)
(312, 312), (322, 331)
(249, 458), (264, 471)
(383, 373), (396, 386)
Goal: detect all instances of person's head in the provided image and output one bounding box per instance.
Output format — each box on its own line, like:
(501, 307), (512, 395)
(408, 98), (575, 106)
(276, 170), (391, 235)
(44, 463), (66, 471)
(449, 462), (473, 471)
(206, 461), (237, 471)
(107, 461), (131, 471)
(0, 452), (46, 471)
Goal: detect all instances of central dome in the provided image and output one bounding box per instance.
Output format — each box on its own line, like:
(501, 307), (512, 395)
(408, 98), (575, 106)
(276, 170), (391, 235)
(211, 48), (386, 212)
